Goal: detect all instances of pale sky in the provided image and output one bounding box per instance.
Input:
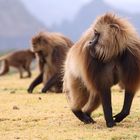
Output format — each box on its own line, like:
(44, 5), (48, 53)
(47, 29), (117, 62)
(21, 0), (140, 26)
(105, 0), (140, 13)
(21, 0), (92, 26)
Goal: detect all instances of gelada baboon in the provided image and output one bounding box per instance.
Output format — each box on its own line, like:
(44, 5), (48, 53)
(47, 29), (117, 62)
(63, 13), (140, 127)
(0, 49), (35, 78)
(28, 32), (73, 93)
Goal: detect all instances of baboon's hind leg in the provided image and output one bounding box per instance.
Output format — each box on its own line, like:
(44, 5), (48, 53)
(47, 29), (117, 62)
(67, 75), (95, 124)
(82, 93), (101, 117)
(18, 66), (24, 79)
(114, 90), (135, 122)
(0, 60), (9, 76)
(22, 62), (32, 78)
(42, 73), (62, 93)
(24, 65), (31, 78)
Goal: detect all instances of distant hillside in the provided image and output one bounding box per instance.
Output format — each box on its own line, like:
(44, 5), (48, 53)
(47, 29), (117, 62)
(52, 0), (140, 41)
(0, 0), (46, 51)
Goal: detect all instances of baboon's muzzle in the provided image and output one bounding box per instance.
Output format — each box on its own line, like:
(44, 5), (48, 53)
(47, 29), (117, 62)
(88, 32), (100, 47)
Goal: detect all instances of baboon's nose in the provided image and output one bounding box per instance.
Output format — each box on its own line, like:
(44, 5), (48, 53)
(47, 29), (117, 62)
(88, 33), (100, 47)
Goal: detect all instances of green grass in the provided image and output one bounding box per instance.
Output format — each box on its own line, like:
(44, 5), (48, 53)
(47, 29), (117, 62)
(0, 71), (140, 140)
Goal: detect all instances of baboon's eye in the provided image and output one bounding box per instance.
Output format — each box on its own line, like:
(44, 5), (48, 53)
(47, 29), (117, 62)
(43, 52), (48, 57)
(32, 41), (37, 46)
(94, 29), (98, 34)
(94, 29), (100, 36)
(41, 38), (48, 45)
(33, 44), (37, 48)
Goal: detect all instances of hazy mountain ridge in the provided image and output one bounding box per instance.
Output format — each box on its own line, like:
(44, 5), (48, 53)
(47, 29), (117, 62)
(52, 0), (140, 41)
(0, 0), (45, 51)
(1, 0), (140, 51)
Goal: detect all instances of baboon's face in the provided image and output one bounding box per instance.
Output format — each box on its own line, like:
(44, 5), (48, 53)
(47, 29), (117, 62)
(32, 36), (50, 55)
(86, 14), (125, 61)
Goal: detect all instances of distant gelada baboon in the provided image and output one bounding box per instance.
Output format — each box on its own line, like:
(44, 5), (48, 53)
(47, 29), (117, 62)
(28, 32), (73, 93)
(0, 49), (35, 78)
(63, 13), (140, 127)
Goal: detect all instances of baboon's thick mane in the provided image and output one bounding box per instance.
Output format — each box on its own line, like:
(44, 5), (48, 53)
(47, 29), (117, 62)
(32, 32), (70, 49)
(80, 13), (140, 62)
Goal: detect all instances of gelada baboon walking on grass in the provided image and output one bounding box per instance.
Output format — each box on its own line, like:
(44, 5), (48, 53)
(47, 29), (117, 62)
(28, 32), (73, 93)
(63, 13), (140, 127)
(0, 49), (35, 78)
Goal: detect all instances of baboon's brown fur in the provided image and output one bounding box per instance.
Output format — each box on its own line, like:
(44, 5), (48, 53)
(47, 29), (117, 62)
(0, 49), (35, 78)
(28, 32), (73, 93)
(63, 13), (140, 127)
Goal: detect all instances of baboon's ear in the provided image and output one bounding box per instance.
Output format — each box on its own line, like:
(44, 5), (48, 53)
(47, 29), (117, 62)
(110, 24), (120, 31)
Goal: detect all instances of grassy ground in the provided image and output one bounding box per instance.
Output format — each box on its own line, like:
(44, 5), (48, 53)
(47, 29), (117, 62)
(0, 71), (140, 140)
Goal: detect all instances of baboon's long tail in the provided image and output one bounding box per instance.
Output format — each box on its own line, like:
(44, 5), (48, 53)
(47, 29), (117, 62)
(0, 60), (9, 75)
(0, 55), (9, 61)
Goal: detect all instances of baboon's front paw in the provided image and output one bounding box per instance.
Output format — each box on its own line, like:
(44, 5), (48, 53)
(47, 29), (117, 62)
(113, 112), (128, 123)
(41, 88), (47, 93)
(27, 88), (33, 93)
(83, 113), (96, 124)
(72, 110), (95, 124)
(106, 121), (116, 128)
(83, 115), (95, 124)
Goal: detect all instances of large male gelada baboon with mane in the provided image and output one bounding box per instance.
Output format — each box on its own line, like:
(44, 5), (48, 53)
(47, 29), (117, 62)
(63, 13), (140, 127)
(28, 32), (73, 93)
(0, 49), (35, 78)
